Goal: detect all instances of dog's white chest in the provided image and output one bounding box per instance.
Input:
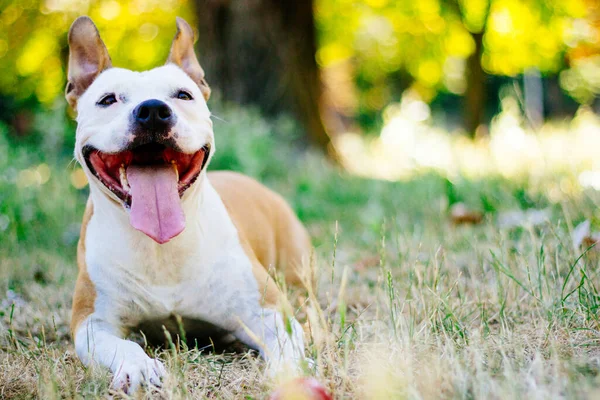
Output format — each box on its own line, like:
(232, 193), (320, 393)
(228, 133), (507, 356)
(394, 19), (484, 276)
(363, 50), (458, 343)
(85, 181), (261, 335)
(131, 250), (259, 325)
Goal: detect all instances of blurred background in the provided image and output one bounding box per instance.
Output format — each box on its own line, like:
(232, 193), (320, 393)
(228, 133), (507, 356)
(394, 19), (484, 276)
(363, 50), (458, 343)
(1, 0), (600, 265)
(0, 0), (599, 168)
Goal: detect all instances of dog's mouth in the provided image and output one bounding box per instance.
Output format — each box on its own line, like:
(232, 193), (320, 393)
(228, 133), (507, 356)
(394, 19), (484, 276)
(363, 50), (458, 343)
(83, 143), (210, 207)
(82, 142), (210, 244)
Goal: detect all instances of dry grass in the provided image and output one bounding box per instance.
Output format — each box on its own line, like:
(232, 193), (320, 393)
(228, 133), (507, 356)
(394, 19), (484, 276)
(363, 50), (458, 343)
(4, 194), (600, 399)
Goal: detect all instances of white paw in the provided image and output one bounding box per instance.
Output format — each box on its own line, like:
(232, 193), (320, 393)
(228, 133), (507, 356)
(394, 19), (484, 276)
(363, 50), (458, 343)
(265, 353), (307, 378)
(263, 315), (307, 378)
(111, 356), (166, 394)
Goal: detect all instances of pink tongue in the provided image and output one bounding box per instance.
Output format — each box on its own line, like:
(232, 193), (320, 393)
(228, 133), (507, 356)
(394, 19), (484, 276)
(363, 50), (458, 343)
(126, 165), (185, 244)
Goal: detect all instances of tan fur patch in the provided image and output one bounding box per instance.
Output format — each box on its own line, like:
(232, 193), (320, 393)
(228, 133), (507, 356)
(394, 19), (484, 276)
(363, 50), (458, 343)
(70, 199), (96, 337)
(209, 171), (312, 305)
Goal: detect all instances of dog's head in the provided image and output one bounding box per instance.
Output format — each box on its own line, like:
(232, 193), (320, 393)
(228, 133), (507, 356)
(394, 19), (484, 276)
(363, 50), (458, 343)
(67, 16), (214, 244)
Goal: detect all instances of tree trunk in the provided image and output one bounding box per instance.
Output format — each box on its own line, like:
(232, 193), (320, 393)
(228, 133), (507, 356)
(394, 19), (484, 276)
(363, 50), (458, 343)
(523, 68), (544, 129)
(464, 31), (486, 138)
(193, 0), (337, 158)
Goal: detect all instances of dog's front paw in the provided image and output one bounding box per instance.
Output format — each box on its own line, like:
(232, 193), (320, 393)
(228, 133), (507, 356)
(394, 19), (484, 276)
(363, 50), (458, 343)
(111, 356), (166, 394)
(265, 353), (308, 378)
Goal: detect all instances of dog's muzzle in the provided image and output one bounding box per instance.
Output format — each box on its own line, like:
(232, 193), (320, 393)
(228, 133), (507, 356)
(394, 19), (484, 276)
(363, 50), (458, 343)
(82, 141), (211, 244)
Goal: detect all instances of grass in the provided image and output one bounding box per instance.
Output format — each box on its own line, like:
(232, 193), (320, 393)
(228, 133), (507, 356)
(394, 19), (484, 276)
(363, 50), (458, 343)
(2, 101), (600, 398)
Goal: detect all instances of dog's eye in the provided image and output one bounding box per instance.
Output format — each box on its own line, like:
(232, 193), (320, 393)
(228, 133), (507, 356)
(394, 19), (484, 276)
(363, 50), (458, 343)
(176, 90), (193, 101)
(97, 94), (117, 107)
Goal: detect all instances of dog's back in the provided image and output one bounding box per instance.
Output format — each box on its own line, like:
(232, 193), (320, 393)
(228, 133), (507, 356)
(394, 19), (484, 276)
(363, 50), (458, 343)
(209, 171), (312, 287)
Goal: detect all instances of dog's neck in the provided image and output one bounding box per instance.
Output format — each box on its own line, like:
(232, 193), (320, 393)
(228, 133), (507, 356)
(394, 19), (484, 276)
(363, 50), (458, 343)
(85, 169), (239, 285)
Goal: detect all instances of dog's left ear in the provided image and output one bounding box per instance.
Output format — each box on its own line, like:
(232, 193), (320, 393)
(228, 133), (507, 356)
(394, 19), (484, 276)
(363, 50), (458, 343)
(166, 17), (211, 101)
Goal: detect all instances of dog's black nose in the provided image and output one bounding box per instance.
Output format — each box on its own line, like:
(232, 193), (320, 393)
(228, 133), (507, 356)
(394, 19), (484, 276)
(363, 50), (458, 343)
(133, 99), (173, 131)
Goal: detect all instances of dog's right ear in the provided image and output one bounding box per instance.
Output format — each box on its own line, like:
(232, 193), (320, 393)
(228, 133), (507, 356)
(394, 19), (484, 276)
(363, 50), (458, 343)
(167, 17), (211, 101)
(65, 16), (112, 109)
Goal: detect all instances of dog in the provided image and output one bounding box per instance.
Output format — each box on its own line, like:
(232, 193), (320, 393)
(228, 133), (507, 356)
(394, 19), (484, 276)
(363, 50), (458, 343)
(66, 16), (312, 393)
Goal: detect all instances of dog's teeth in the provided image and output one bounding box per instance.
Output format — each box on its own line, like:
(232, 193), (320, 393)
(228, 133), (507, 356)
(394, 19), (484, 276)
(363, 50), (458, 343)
(119, 165), (130, 192)
(172, 161), (179, 181)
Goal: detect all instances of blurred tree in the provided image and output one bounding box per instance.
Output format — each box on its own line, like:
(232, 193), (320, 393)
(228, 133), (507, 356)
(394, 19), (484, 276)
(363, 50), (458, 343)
(193, 0), (337, 158)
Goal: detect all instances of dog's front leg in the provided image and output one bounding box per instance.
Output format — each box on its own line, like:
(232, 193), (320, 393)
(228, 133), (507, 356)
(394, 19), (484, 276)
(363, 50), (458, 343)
(234, 308), (306, 376)
(74, 316), (166, 393)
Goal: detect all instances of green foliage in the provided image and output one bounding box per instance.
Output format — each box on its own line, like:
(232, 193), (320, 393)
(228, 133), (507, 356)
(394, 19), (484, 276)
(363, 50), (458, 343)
(561, 55), (600, 104)
(315, 0), (599, 114)
(0, 118), (84, 290)
(0, 0), (194, 105)
(0, 0), (597, 125)
(208, 104), (303, 182)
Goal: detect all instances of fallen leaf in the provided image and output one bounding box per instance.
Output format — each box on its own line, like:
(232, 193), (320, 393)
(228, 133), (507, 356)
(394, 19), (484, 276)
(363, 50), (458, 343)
(450, 203), (483, 225)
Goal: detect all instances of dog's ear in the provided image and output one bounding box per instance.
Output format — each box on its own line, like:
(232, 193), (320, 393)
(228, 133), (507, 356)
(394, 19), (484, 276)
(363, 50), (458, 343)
(65, 16), (112, 109)
(166, 17), (211, 101)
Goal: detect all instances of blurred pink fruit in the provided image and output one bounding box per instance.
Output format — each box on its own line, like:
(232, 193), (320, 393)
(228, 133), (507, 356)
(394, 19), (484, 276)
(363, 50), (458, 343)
(269, 377), (332, 400)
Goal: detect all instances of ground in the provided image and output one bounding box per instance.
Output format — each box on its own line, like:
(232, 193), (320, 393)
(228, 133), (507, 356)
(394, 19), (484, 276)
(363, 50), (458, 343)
(2, 103), (600, 399)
